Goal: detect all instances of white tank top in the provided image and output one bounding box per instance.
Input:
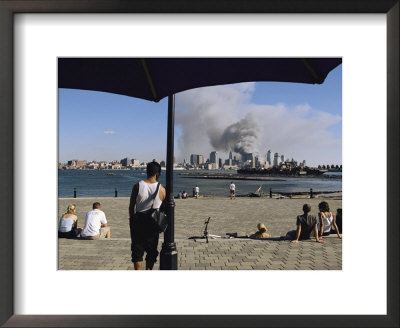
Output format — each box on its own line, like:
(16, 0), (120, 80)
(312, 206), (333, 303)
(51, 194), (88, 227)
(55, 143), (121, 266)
(321, 212), (334, 232)
(136, 180), (162, 213)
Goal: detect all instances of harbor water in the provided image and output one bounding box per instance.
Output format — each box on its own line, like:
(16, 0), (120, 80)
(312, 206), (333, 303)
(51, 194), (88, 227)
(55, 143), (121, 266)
(58, 169), (342, 198)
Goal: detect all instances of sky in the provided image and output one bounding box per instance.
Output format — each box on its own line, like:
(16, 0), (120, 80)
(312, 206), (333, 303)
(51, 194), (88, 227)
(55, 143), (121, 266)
(58, 64), (341, 167)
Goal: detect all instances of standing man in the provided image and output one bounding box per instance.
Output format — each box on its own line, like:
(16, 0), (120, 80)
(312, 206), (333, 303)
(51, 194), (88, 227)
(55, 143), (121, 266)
(229, 181), (236, 199)
(129, 161), (166, 270)
(194, 185), (200, 198)
(80, 202), (111, 240)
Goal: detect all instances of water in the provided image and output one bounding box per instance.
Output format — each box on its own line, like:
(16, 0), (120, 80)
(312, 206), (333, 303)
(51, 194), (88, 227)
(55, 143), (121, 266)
(58, 169), (342, 198)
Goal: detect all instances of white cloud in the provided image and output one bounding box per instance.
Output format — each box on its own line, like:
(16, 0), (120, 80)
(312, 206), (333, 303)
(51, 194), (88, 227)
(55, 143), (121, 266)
(103, 130), (116, 135)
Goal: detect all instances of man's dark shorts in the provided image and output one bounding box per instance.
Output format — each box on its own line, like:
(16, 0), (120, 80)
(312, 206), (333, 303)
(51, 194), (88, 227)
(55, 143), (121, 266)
(129, 212), (160, 265)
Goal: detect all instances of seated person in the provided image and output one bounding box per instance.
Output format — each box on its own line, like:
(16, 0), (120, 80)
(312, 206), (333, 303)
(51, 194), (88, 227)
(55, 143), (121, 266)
(286, 204), (324, 243)
(318, 201), (342, 239)
(80, 202), (111, 240)
(330, 208), (342, 234)
(58, 204), (81, 238)
(182, 191), (188, 199)
(247, 223), (271, 238)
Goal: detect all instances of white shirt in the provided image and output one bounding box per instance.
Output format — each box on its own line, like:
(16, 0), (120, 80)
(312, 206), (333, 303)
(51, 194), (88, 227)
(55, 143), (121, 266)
(230, 183), (236, 191)
(81, 209), (107, 237)
(195, 186), (199, 193)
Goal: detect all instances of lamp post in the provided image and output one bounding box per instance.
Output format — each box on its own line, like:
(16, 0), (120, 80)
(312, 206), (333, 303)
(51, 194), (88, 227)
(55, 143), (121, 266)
(160, 95), (178, 270)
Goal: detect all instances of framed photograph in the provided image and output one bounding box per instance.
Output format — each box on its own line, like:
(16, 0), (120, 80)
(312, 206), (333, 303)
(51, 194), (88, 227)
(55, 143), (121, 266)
(0, 1), (398, 327)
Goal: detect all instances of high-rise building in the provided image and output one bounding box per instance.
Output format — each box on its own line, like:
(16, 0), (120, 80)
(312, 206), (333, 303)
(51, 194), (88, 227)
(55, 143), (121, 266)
(281, 155), (285, 163)
(120, 157), (130, 167)
(190, 154), (204, 165)
(190, 154), (196, 165)
(198, 155), (204, 164)
(265, 150), (272, 167)
(218, 158), (223, 168)
(273, 153), (279, 167)
(229, 151), (233, 160)
(266, 150), (271, 164)
(210, 151), (218, 164)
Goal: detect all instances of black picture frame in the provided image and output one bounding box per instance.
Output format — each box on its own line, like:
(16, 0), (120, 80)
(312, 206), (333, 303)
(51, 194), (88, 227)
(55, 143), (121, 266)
(0, 1), (398, 327)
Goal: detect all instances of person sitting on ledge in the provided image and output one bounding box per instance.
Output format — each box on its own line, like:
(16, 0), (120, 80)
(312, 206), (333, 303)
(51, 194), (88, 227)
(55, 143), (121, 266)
(331, 208), (342, 234)
(247, 223), (271, 238)
(58, 204), (81, 238)
(80, 202), (111, 240)
(317, 201), (342, 239)
(182, 190), (188, 199)
(286, 204), (324, 243)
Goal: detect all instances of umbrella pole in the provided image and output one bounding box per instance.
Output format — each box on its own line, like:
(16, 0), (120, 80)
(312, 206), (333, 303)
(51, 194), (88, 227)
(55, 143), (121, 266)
(160, 94), (178, 270)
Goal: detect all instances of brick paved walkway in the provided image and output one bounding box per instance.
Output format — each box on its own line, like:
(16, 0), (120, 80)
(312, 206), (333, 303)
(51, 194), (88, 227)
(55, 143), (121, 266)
(59, 236), (342, 270)
(58, 195), (342, 270)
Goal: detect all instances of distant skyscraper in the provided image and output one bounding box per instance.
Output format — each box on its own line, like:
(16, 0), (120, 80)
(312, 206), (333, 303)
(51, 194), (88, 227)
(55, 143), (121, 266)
(273, 153), (279, 167)
(266, 150), (272, 166)
(190, 154), (204, 165)
(218, 158), (223, 168)
(229, 151), (233, 160)
(209, 151), (218, 169)
(120, 157), (130, 167)
(281, 155), (285, 162)
(210, 151), (218, 164)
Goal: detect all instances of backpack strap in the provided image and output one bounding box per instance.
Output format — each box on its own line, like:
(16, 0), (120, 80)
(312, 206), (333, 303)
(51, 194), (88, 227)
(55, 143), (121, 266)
(150, 183), (161, 210)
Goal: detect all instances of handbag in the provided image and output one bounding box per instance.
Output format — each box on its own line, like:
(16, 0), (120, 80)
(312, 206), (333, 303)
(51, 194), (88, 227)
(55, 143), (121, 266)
(147, 182), (168, 233)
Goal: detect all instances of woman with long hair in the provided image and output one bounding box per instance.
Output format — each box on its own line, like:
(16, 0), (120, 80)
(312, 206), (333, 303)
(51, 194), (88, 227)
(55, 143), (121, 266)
(58, 204), (81, 238)
(318, 201), (341, 239)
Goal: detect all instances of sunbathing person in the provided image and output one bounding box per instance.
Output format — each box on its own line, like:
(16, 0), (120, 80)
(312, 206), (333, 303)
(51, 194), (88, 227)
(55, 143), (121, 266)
(318, 201), (342, 239)
(247, 223), (271, 238)
(286, 204), (323, 243)
(58, 204), (81, 238)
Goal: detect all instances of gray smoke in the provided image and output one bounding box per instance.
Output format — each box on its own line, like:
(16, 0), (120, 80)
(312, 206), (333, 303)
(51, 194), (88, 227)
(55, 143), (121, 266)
(175, 83), (260, 161)
(209, 114), (260, 157)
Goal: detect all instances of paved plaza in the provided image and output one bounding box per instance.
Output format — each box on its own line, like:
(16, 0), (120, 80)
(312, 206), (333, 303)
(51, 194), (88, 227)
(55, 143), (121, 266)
(58, 195), (342, 270)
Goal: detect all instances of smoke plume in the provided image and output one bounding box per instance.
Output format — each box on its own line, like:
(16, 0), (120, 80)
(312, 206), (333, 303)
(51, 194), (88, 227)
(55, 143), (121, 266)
(175, 82), (341, 167)
(175, 83), (260, 160)
(209, 114), (260, 157)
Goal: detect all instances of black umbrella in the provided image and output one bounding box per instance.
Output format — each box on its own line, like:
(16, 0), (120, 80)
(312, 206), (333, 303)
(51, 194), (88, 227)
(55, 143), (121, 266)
(58, 58), (342, 270)
(59, 58), (341, 102)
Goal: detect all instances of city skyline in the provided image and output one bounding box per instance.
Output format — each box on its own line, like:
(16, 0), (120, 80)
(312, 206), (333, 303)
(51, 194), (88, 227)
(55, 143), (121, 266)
(59, 65), (342, 167)
(60, 145), (342, 170)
